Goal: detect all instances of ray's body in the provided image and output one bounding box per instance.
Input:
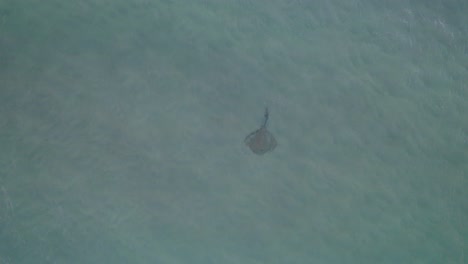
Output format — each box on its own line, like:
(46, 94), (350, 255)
(244, 108), (277, 155)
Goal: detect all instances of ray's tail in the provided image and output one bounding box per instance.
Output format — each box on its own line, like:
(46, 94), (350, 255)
(262, 107), (269, 128)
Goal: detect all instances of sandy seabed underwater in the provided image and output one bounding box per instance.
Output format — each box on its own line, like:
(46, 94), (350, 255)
(0, 0), (467, 263)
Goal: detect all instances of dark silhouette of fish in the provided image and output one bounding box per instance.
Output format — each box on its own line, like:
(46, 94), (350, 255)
(244, 107), (277, 155)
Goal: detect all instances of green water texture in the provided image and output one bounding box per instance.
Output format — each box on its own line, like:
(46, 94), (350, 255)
(0, 0), (467, 263)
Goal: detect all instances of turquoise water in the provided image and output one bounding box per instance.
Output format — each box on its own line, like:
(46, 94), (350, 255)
(0, 0), (466, 263)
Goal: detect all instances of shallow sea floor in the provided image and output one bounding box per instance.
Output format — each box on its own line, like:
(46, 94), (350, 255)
(0, 0), (467, 263)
